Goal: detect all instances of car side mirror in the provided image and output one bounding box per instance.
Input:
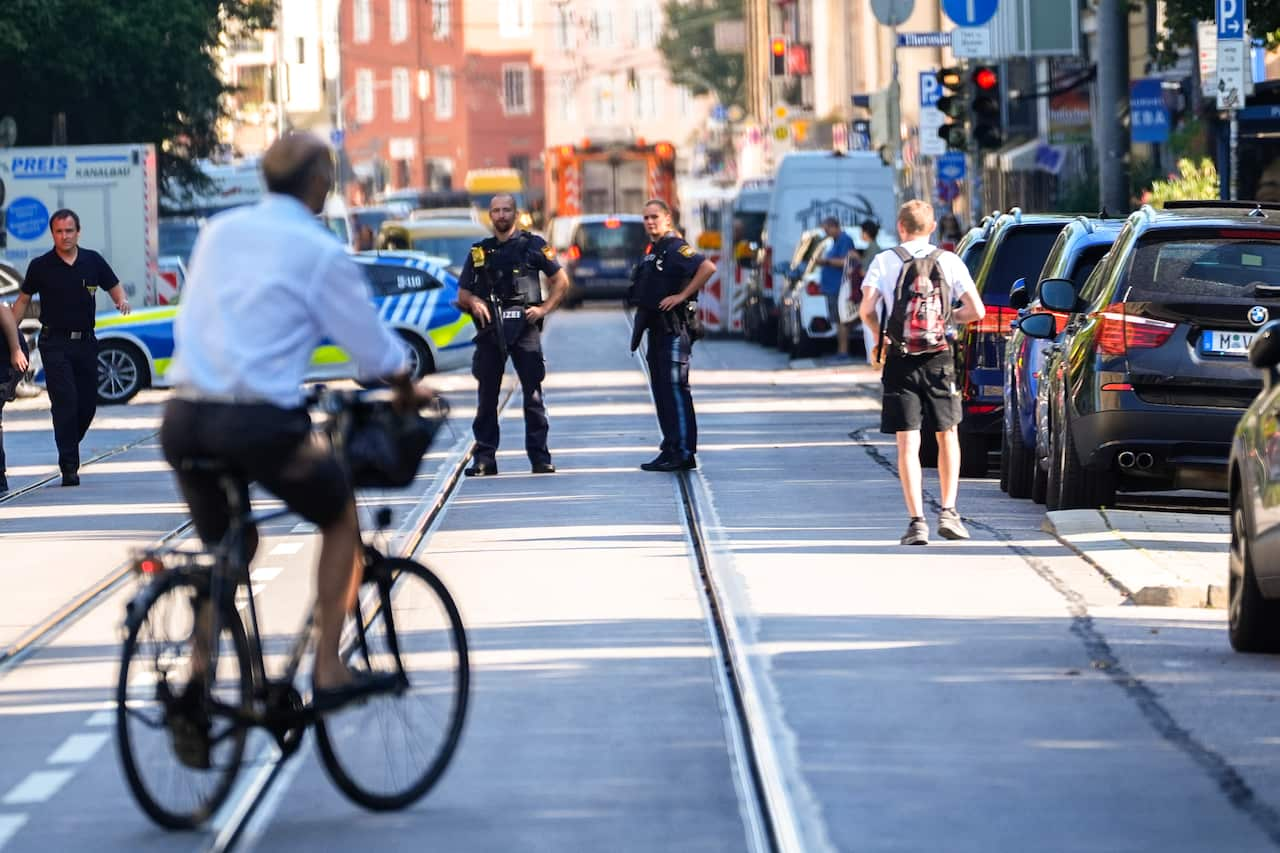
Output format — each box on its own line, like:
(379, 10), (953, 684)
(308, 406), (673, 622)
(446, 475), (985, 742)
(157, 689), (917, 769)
(1248, 320), (1280, 370)
(1009, 277), (1029, 310)
(1019, 312), (1057, 340)
(1038, 278), (1076, 313)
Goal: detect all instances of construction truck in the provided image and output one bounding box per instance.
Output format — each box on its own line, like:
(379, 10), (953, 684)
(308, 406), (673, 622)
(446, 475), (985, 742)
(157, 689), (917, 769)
(545, 140), (678, 220)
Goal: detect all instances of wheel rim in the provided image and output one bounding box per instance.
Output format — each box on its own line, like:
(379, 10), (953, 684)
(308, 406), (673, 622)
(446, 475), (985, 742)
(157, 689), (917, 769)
(1229, 501), (1247, 629)
(404, 344), (422, 379)
(98, 347), (139, 400)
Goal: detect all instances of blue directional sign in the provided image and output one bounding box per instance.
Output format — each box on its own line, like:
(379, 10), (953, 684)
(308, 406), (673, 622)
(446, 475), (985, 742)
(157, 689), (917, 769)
(1217, 0), (1245, 40)
(942, 0), (998, 28)
(937, 152), (967, 181)
(1130, 79), (1170, 144)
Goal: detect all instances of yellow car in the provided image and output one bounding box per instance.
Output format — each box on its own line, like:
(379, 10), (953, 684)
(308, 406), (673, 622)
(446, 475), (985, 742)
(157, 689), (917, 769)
(464, 168), (533, 230)
(377, 217), (491, 269)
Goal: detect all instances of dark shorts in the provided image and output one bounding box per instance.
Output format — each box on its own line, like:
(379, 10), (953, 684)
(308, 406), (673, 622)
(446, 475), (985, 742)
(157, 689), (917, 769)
(880, 350), (962, 434)
(160, 399), (351, 547)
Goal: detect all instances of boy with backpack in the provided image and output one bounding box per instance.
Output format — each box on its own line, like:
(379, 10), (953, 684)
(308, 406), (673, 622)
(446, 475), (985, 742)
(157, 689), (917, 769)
(859, 200), (985, 545)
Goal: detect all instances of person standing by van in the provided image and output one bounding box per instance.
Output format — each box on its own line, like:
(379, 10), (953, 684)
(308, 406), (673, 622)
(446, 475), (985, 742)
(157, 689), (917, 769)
(814, 217), (855, 360)
(10, 210), (131, 486)
(859, 201), (984, 545)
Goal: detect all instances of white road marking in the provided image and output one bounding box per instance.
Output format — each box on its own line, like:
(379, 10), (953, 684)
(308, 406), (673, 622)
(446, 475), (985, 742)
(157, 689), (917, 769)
(250, 566), (282, 582)
(290, 522), (316, 534)
(268, 542), (303, 556)
(47, 732), (111, 765)
(0, 815), (28, 848)
(2, 770), (75, 805)
(85, 710), (114, 727)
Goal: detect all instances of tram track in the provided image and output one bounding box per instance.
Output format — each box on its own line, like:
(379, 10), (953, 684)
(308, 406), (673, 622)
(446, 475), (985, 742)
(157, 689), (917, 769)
(0, 427), (161, 505)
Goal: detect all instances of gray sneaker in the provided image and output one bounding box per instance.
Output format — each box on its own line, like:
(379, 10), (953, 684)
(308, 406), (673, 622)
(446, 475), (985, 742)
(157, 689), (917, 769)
(900, 519), (929, 546)
(937, 508), (970, 540)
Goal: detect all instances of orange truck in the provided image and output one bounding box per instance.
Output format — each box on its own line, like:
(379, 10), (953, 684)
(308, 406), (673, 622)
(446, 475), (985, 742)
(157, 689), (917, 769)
(545, 140), (678, 219)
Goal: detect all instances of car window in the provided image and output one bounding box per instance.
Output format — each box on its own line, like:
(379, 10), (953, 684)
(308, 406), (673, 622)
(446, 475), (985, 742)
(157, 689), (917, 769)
(961, 241), (987, 277)
(361, 264), (440, 297)
(574, 221), (647, 256)
(1125, 231), (1280, 300)
(1067, 244), (1112, 290)
(1075, 260), (1108, 311)
(411, 235), (480, 267)
(979, 225), (1065, 303)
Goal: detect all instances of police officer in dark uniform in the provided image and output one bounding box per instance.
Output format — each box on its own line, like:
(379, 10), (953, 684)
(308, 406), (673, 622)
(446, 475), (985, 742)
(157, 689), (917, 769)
(10, 208), (131, 486)
(630, 199), (716, 472)
(457, 193), (568, 476)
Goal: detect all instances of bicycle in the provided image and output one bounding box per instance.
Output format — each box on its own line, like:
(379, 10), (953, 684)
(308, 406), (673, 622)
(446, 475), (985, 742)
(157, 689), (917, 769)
(114, 387), (470, 830)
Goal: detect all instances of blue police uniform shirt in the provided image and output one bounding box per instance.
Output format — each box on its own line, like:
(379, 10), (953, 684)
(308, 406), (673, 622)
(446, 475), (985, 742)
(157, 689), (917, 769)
(22, 248), (119, 332)
(634, 234), (706, 309)
(458, 231), (560, 298)
(820, 231), (855, 295)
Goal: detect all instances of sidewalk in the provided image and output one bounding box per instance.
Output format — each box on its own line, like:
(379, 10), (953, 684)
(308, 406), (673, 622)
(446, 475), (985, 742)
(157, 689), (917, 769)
(1044, 508), (1230, 608)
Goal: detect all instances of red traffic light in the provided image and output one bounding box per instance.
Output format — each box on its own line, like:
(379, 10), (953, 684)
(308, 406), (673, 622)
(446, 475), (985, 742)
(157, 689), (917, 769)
(972, 66), (998, 91)
(771, 37), (786, 57)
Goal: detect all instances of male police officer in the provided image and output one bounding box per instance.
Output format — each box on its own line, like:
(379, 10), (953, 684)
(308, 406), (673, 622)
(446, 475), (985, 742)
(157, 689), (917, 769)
(456, 193), (568, 476)
(630, 199), (716, 472)
(10, 209), (130, 486)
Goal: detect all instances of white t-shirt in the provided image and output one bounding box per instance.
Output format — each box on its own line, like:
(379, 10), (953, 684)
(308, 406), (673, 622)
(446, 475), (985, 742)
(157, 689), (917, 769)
(860, 237), (978, 316)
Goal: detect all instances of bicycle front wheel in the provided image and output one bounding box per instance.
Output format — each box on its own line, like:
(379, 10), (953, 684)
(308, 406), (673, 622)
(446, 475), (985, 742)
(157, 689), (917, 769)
(315, 557), (470, 810)
(116, 571), (252, 830)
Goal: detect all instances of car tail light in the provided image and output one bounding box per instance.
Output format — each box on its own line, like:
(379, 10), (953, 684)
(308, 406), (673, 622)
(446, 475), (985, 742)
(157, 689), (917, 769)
(975, 305), (1019, 335)
(762, 247), (774, 294)
(1094, 302), (1175, 355)
(604, 217), (621, 229)
(567, 245), (581, 262)
(1102, 382), (1134, 391)
(805, 281), (822, 296)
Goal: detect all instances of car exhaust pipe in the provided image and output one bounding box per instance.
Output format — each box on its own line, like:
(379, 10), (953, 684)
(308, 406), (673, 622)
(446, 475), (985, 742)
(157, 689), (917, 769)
(1117, 451), (1136, 469)
(1136, 452), (1154, 469)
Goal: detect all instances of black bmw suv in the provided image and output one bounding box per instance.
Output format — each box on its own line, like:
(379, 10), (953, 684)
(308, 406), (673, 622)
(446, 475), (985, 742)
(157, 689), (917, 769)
(1034, 201), (1280, 509)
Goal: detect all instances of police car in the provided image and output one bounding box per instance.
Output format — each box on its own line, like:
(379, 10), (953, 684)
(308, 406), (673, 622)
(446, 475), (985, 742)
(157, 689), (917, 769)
(91, 252), (475, 404)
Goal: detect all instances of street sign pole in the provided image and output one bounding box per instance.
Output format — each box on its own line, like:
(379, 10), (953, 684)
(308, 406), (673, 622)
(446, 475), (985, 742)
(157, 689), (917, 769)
(1216, 0), (1246, 199)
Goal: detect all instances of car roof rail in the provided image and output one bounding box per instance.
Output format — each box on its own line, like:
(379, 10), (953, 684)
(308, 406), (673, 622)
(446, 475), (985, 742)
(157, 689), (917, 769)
(1161, 199), (1280, 214)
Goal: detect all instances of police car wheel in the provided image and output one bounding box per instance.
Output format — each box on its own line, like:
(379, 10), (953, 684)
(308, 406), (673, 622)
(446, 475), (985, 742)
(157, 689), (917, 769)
(97, 341), (148, 405)
(398, 332), (434, 381)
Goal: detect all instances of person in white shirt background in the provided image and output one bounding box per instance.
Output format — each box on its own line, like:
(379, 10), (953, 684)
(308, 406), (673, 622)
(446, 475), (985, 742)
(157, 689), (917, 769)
(858, 200), (985, 546)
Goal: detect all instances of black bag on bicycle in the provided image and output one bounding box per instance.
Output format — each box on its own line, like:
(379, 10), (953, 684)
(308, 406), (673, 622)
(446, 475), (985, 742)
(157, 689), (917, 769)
(345, 401), (446, 488)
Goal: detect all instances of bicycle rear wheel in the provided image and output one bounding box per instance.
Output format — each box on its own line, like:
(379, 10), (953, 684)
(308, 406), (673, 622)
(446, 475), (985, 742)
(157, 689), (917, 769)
(315, 557), (469, 810)
(116, 571), (252, 830)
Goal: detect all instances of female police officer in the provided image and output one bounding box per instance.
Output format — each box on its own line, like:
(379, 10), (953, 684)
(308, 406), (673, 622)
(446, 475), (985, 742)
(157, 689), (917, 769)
(629, 199), (715, 472)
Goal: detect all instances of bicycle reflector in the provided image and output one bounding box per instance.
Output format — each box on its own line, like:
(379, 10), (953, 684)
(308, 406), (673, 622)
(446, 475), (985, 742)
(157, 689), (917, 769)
(135, 554), (165, 575)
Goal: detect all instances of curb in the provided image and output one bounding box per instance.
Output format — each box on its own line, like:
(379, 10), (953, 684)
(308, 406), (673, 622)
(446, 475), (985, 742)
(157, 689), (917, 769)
(1042, 509), (1228, 609)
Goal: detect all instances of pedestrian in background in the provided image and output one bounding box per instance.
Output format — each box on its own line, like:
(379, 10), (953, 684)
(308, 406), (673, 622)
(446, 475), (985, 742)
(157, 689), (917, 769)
(859, 200), (985, 545)
(9, 210), (130, 486)
(858, 220), (885, 362)
(630, 199), (715, 471)
(938, 213), (964, 251)
(814, 217), (855, 361)
(0, 303), (30, 493)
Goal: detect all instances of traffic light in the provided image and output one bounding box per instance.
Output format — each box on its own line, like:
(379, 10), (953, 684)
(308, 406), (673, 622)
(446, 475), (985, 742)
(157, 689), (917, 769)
(770, 36), (787, 76)
(935, 66), (968, 151)
(970, 65), (1003, 150)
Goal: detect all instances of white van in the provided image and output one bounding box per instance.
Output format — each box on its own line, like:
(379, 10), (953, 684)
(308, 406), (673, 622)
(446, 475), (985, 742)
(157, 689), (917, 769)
(749, 151), (897, 344)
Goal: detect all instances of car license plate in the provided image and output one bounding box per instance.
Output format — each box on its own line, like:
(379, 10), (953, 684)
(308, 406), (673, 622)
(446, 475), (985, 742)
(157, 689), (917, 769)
(601, 259), (627, 269)
(1201, 330), (1255, 356)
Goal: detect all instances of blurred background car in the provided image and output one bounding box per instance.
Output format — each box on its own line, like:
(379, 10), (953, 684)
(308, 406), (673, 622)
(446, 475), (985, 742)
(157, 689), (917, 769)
(376, 217), (490, 270)
(562, 214), (647, 304)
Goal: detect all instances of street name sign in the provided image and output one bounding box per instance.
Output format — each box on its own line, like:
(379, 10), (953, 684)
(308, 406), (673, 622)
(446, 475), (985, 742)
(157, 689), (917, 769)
(898, 32), (953, 48)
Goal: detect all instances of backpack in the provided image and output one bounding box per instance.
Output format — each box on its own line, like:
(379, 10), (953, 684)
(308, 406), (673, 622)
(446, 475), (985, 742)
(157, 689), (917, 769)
(881, 246), (951, 357)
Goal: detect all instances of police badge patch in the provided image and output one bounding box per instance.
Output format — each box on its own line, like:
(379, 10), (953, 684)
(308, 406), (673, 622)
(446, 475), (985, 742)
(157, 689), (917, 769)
(541, 245), (555, 260)
(678, 245), (695, 258)
(471, 246), (486, 266)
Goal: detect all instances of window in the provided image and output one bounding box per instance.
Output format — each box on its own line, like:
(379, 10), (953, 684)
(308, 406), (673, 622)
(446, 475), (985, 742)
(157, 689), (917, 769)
(592, 3), (615, 47)
(634, 1), (659, 48)
(554, 6), (571, 50)
(558, 75), (577, 122)
(432, 0), (451, 38)
(392, 68), (411, 121)
(498, 0), (532, 37)
(355, 68), (374, 122)
(390, 0), (408, 42)
(353, 0), (371, 43)
(502, 64), (531, 116)
(362, 264), (440, 297)
(591, 74), (617, 123)
(632, 73), (658, 120)
(435, 67), (454, 119)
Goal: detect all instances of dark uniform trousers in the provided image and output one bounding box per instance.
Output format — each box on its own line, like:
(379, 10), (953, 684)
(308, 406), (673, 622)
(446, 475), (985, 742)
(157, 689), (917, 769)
(645, 324), (697, 459)
(39, 333), (99, 472)
(471, 319), (551, 467)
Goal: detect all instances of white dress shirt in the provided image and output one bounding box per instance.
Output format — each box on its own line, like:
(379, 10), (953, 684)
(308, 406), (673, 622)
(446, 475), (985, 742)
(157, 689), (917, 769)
(860, 237), (978, 312)
(168, 194), (407, 408)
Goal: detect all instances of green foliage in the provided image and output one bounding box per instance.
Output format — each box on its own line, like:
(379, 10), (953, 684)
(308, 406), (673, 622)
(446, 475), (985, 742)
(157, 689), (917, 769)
(1156, 0), (1280, 66)
(657, 0), (745, 109)
(0, 0), (273, 188)
(1145, 158), (1220, 207)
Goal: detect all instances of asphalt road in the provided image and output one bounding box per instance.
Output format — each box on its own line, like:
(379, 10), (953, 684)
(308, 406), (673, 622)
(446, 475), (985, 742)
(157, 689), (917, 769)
(0, 306), (1275, 852)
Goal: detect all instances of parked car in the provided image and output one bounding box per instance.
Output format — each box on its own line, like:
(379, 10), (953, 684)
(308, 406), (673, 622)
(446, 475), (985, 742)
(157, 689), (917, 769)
(376, 217), (489, 270)
(1028, 201), (1280, 509)
(562, 214), (648, 303)
(1227, 318), (1280, 652)
(955, 209), (1077, 476)
(90, 252), (475, 404)
(1001, 217), (1122, 499)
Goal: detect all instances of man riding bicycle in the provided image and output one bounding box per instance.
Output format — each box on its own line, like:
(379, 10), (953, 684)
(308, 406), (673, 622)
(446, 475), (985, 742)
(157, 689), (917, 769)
(160, 132), (434, 711)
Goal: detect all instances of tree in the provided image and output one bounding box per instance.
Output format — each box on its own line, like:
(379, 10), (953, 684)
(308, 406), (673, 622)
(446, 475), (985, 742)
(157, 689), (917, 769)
(0, 0), (273, 188)
(1156, 0), (1280, 66)
(657, 0), (745, 109)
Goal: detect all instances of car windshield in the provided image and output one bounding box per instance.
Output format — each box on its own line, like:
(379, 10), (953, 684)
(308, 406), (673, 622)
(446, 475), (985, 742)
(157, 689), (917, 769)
(981, 225), (1064, 304)
(576, 221), (647, 257)
(1126, 231), (1280, 299)
(412, 236), (481, 267)
(734, 212), (766, 244)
